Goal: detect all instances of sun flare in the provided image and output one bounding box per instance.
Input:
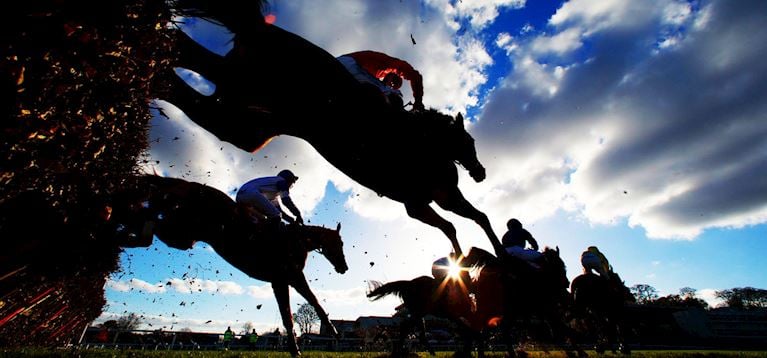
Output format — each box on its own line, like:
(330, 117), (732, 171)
(446, 258), (463, 280)
(433, 255), (468, 283)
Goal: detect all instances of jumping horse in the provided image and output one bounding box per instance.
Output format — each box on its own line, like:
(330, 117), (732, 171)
(111, 175), (348, 357)
(165, 0), (502, 257)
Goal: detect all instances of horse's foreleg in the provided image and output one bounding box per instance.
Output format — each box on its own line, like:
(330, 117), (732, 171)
(417, 317), (435, 356)
(404, 202), (462, 256)
(434, 189), (504, 257)
(272, 283), (300, 357)
(291, 276), (338, 339)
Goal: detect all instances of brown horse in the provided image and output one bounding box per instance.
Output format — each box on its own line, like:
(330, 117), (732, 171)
(570, 272), (635, 354)
(110, 175), (348, 357)
(165, 1), (501, 257)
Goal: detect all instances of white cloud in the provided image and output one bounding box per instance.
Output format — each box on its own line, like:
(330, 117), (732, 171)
(450, 0), (526, 29)
(316, 286), (368, 306)
(697, 288), (725, 308)
(108, 276), (249, 296)
(529, 27), (582, 56)
(106, 278), (167, 294)
(168, 278), (244, 295)
(246, 284), (274, 299)
(550, 0), (650, 34)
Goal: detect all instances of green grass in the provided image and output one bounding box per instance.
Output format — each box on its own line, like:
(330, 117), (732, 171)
(3, 349), (767, 358)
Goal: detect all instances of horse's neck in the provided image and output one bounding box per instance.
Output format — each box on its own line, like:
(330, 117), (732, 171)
(286, 228), (321, 255)
(540, 255), (565, 279)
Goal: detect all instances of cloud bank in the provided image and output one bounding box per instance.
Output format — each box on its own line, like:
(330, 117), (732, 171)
(472, 0), (767, 239)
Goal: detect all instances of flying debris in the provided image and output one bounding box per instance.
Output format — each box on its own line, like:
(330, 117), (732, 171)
(410, 34), (416, 45)
(257, 304), (262, 309)
(369, 262), (375, 267)
(205, 320), (212, 324)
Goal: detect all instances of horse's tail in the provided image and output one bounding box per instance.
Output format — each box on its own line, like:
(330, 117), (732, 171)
(367, 280), (410, 301)
(367, 276), (433, 301)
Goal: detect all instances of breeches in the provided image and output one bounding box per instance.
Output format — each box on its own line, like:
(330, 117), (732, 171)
(505, 246), (543, 261)
(337, 56), (402, 98)
(581, 253), (608, 276)
(235, 190), (281, 222)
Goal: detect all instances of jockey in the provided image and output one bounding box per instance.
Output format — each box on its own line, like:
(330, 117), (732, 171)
(581, 246), (612, 279)
(236, 169), (304, 230)
(502, 218), (543, 263)
(336, 50), (425, 111)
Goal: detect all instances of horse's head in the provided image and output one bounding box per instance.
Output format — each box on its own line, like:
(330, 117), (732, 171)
(415, 110), (486, 182)
(302, 223), (348, 274)
(447, 113), (486, 182)
(608, 272), (636, 303)
(542, 246), (570, 290)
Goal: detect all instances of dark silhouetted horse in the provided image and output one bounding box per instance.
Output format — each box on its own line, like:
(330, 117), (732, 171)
(111, 175), (347, 357)
(165, 1), (501, 257)
(367, 247), (584, 357)
(367, 274), (478, 356)
(570, 271), (635, 354)
(462, 247), (586, 357)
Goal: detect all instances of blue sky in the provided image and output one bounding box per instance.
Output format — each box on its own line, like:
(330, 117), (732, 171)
(96, 0), (767, 334)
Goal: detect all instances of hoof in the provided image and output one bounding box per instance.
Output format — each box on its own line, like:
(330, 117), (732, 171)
(619, 343), (631, 355)
(595, 343), (606, 354)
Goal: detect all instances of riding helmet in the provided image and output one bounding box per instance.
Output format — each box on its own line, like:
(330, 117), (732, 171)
(278, 169), (299, 182)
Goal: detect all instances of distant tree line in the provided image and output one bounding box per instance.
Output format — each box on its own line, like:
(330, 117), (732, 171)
(629, 285), (767, 310)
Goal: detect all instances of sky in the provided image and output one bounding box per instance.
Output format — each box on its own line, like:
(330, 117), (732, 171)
(96, 0), (767, 335)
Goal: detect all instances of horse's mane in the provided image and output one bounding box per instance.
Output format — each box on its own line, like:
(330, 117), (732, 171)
(409, 109), (459, 130)
(285, 224), (336, 240)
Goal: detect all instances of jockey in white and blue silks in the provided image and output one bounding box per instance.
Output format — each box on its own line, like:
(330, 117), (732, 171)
(236, 169), (304, 226)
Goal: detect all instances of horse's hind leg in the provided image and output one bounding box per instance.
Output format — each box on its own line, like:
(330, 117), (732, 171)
(434, 188), (504, 256)
(405, 202), (462, 255)
(394, 317), (416, 356)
